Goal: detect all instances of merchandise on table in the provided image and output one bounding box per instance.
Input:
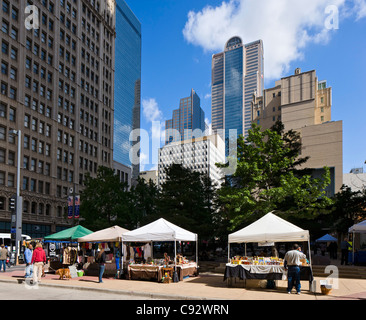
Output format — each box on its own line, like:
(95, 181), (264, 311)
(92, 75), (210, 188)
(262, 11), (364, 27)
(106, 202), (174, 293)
(229, 256), (309, 266)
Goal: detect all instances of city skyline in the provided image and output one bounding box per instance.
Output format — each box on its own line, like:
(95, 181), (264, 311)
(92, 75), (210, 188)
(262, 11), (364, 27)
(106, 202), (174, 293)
(211, 37), (264, 150)
(124, 0), (366, 173)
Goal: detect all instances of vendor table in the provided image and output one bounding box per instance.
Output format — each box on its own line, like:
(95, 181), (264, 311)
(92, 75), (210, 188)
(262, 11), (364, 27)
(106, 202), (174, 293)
(176, 263), (199, 281)
(127, 263), (198, 282)
(224, 264), (313, 288)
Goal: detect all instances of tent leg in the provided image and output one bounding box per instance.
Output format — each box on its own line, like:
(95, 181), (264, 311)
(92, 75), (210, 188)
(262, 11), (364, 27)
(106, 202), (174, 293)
(308, 239), (312, 267)
(245, 243), (247, 257)
(120, 241), (125, 274)
(174, 240), (177, 270)
(151, 241), (153, 260)
(196, 235), (198, 268)
(228, 243), (230, 263)
(353, 232), (355, 265)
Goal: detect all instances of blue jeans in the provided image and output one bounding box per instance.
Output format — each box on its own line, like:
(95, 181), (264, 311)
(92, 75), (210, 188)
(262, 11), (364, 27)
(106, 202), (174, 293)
(0, 260), (6, 271)
(25, 263), (33, 278)
(98, 264), (105, 283)
(287, 266), (301, 293)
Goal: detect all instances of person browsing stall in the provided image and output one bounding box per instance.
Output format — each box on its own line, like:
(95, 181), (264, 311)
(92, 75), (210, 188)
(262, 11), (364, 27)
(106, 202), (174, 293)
(284, 244), (306, 295)
(0, 244), (9, 272)
(31, 243), (46, 284)
(96, 249), (106, 283)
(24, 244), (33, 278)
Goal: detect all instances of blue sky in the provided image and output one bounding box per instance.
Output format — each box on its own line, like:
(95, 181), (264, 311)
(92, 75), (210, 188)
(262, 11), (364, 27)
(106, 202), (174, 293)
(123, 0), (366, 173)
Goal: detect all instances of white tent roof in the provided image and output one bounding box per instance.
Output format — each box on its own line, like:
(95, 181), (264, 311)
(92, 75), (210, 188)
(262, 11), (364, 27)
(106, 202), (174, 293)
(77, 225), (129, 243)
(122, 218), (197, 242)
(228, 212), (310, 244)
(349, 220), (366, 233)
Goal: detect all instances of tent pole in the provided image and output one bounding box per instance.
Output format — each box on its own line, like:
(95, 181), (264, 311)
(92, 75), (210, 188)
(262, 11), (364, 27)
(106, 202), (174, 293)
(174, 240), (177, 270)
(353, 232), (355, 265)
(245, 243), (247, 257)
(228, 243), (230, 263)
(151, 241), (153, 260)
(196, 235), (198, 267)
(120, 239), (125, 274)
(308, 239), (312, 267)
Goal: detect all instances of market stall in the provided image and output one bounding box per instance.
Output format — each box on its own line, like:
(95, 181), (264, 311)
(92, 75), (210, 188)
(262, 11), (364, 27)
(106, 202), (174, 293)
(315, 234), (337, 243)
(77, 225), (129, 277)
(43, 225), (93, 273)
(225, 212), (313, 288)
(349, 220), (366, 264)
(122, 218), (199, 283)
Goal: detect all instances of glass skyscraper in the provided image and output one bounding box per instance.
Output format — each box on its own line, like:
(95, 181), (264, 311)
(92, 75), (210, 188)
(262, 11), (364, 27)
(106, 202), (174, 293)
(212, 37), (264, 149)
(165, 89), (206, 145)
(114, 1), (141, 180)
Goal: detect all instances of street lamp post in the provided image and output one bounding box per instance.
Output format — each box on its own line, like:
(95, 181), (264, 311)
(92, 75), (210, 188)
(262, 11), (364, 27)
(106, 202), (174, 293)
(9, 129), (23, 265)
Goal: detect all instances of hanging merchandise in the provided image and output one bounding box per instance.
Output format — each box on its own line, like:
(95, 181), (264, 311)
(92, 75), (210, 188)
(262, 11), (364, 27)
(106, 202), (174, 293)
(63, 247), (78, 265)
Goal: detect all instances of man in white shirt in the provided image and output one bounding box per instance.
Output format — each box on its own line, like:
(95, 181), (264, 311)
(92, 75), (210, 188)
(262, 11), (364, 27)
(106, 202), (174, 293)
(284, 244), (306, 294)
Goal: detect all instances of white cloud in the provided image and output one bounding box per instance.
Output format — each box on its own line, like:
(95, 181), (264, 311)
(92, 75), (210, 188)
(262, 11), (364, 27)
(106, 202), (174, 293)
(140, 152), (149, 172)
(142, 98), (163, 122)
(205, 117), (212, 135)
(354, 0), (366, 20)
(182, 0), (362, 81)
(204, 93), (211, 99)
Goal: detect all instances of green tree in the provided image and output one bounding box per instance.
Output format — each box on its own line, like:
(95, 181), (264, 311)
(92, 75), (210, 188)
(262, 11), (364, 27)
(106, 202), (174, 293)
(327, 185), (366, 234)
(129, 176), (159, 227)
(217, 123), (333, 230)
(157, 163), (217, 240)
(80, 166), (131, 230)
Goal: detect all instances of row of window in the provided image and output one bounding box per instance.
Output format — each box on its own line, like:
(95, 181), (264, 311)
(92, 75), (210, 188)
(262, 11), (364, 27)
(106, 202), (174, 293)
(25, 75), (53, 101)
(0, 102), (16, 121)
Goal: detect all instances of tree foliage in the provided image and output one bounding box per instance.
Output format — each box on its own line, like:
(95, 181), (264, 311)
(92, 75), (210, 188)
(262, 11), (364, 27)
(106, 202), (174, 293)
(217, 122), (333, 230)
(157, 163), (217, 240)
(80, 166), (133, 230)
(327, 185), (366, 234)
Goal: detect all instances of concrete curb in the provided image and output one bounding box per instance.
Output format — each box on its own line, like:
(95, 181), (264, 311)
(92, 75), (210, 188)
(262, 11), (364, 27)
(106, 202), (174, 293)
(0, 278), (216, 300)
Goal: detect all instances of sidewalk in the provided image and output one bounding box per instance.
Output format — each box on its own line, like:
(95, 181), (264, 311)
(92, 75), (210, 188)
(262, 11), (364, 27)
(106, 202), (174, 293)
(0, 266), (365, 300)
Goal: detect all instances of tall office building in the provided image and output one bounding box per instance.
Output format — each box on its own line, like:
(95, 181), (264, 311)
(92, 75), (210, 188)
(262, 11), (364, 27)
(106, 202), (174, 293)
(114, 1), (141, 182)
(252, 68), (343, 195)
(158, 134), (225, 187)
(165, 89), (206, 145)
(0, 0), (115, 237)
(211, 37), (264, 148)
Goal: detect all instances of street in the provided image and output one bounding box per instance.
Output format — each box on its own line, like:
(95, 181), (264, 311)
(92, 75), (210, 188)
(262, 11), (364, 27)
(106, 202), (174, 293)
(0, 282), (160, 300)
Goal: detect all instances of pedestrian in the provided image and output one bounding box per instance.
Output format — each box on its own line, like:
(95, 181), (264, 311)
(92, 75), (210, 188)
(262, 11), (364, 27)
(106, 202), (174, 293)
(329, 242), (338, 260)
(114, 247), (121, 279)
(24, 244), (33, 278)
(31, 242), (46, 284)
(96, 248), (106, 283)
(320, 243), (326, 256)
(0, 244), (9, 272)
(340, 237), (351, 265)
(284, 244), (307, 295)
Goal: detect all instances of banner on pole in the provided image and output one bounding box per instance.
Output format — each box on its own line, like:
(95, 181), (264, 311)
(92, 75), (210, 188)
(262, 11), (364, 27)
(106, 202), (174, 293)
(67, 196), (73, 219)
(74, 195), (80, 219)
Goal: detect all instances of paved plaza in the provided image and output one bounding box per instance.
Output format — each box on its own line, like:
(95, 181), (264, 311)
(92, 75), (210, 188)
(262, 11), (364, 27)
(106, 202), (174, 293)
(0, 264), (365, 300)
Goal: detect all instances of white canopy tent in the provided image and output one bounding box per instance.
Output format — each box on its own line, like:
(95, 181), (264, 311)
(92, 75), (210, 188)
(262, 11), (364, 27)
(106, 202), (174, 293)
(349, 220), (366, 233)
(349, 220), (366, 263)
(228, 212), (311, 265)
(77, 225), (130, 274)
(77, 225), (129, 243)
(122, 218), (198, 269)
